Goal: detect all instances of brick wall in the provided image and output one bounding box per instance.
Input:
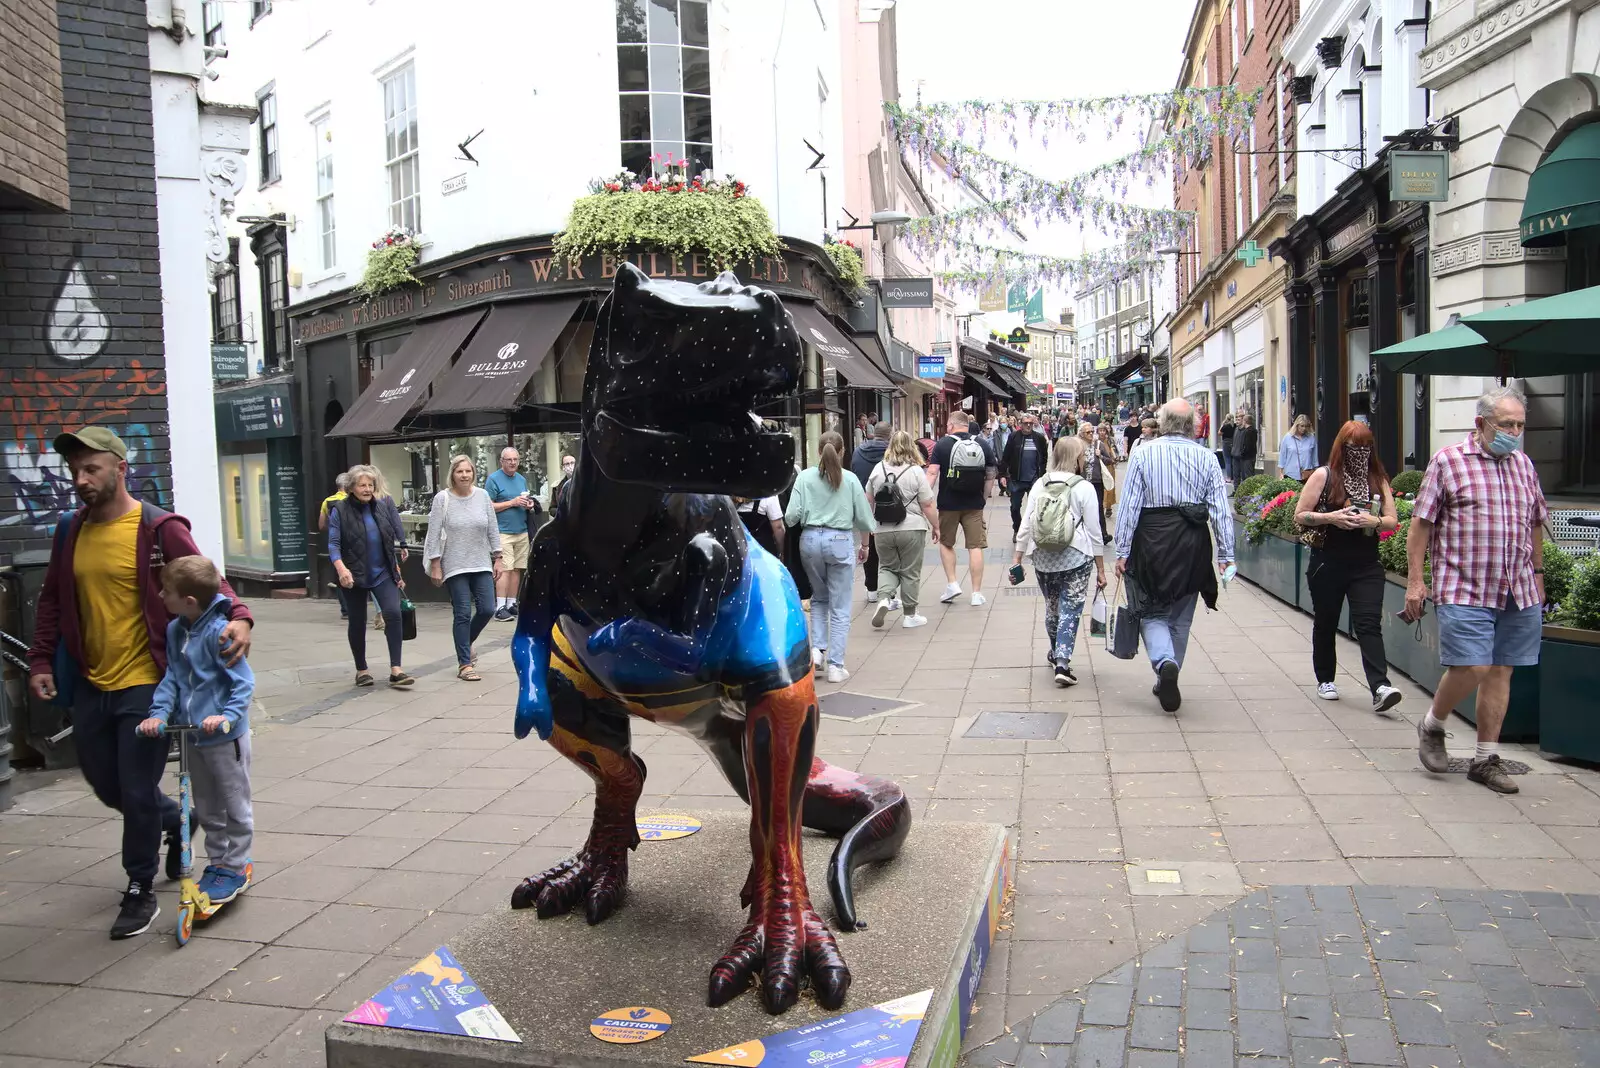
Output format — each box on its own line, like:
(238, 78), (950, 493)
(0, 0), (169, 559)
(1174, 0), (1299, 309)
(0, 0), (70, 211)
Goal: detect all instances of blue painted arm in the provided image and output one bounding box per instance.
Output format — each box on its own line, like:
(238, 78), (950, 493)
(511, 530), (558, 741)
(586, 532), (727, 674)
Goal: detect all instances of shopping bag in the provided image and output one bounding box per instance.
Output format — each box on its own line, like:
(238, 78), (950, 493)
(399, 597), (418, 641)
(1089, 590), (1108, 637)
(1106, 578), (1140, 660)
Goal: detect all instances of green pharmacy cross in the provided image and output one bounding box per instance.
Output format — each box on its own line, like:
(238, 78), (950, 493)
(1236, 240), (1266, 267)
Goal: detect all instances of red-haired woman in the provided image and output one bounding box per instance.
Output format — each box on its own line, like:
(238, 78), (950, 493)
(1294, 421), (1403, 712)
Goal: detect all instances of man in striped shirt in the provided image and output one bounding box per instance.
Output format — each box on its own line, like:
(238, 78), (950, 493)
(1114, 399), (1235, 712)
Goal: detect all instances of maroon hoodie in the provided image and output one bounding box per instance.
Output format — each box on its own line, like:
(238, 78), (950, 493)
(28, 502), (254, 680)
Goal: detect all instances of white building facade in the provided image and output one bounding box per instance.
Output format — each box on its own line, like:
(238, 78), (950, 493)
(1419, 0), (1600, 489)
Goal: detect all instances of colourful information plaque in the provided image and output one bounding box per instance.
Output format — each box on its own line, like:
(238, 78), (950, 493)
(688, 989), (931, 1066)
(637, 813), (703, 841)
(343, 946), (520, 1043)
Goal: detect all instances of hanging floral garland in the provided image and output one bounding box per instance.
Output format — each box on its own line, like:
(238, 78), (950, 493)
(932, 242), (1166, 294)
(885, 87), (1259, 151)
(902, 192), (1192, 246)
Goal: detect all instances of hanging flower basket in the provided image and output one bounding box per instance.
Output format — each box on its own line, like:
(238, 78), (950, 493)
(823, 236), (867, 293)
(358, 227), (421, 296)
(553, 157), (781, 273)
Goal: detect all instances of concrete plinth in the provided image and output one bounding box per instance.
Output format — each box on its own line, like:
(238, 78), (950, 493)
(326, 812), (1009, 1068)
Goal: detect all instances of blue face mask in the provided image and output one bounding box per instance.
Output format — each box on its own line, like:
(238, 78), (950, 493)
(1487, 429), (1523, 457)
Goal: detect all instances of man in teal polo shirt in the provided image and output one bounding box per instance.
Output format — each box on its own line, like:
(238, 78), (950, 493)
(486, 447), (537, 621)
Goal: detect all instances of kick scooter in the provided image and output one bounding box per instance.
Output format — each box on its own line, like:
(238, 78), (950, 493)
(162, 721), (251, 946)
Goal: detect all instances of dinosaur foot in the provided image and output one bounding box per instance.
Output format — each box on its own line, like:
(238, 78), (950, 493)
(707, 899), (850, 1014)
(509, 835), (632, 925)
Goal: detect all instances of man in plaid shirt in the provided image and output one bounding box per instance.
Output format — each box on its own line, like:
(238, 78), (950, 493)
(1405, 386), (1547, 794)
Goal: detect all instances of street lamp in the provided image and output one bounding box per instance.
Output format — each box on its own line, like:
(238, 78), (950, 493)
(837, 209), (915, 232)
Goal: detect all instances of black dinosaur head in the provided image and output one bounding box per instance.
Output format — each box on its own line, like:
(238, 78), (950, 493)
(583, 261), (802, 498)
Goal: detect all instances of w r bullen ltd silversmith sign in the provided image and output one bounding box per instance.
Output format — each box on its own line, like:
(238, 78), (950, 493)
(293, 246), (849, 344)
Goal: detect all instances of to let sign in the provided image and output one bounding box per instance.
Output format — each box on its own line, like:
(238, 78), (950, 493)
(1391, 151), (1449, 202)
(880, 277), (934, 308)
(917, 355), (945, 379)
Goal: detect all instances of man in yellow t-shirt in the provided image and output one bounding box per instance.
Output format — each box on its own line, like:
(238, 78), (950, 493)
(27, 427), (255, 940)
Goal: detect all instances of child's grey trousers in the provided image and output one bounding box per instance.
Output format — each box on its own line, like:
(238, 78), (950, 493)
(189, 731), (253, 874)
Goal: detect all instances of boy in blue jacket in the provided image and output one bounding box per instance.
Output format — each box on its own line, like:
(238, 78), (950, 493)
(137, 556), (255, 906)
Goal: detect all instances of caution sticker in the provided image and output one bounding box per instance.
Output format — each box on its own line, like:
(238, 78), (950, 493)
(590, 1006), (672, 1044)
(637, 813), (701, 841)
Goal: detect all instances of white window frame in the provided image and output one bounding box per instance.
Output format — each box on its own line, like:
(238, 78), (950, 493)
(1244, 0), (1255, 39)
(381, 64), (421, 235)
(1226, 3), (1236, 71)
(312, 113), (335, 270)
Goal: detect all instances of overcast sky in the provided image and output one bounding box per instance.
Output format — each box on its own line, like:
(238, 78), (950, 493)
(894, 0), (1196, 319)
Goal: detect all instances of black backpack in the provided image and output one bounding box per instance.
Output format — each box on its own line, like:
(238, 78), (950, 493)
(873, 464), (908, 524)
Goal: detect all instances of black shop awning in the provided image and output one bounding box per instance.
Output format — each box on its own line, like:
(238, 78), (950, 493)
(327, 308), (487, 437)
(965, 370), (1009, 398)
(423, 297), (584, 414)
(989, 362), (1033, 401)
(1105, 352), (1149, 388)
(788, 302), (895, 389)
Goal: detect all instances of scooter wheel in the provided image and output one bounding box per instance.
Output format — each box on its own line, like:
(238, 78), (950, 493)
(176, 901), (195, 946)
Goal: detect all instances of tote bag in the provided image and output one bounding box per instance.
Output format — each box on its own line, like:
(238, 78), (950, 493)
(1105, 577), (1140, 660)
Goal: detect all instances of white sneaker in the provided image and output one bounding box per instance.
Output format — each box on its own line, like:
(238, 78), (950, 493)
(1372, 685), (1403, 714)
(871, 599), (892, 629)
(886, 597), (902, 612)
(902, 614), (928, 629)
(939, 583), (962, 603)
(970, 592), (986, 607)
(825, 665), (849, 684)
(866, 591), (879, 603)
(811, 647), (824, 669)
(1317, 682), (1339, 700)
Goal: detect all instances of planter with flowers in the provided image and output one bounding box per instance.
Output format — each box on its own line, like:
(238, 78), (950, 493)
(358, 227), (420, 296)
(1235, 488), (1304, 606)
(823, 235), (867, 294)
(553, 157), (781, 272)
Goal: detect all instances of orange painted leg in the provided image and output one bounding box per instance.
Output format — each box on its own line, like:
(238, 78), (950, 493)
(510, 722), (645, 925)
(707, 672), (849, 1014)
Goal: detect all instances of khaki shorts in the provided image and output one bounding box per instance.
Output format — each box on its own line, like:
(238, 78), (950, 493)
(499, 531), (530, 570)
(938, 509), (988, 550)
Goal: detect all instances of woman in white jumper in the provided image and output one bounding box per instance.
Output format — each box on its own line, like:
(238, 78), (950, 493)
(1011, 435), (1106, 686)
(424, 455), (503, 681)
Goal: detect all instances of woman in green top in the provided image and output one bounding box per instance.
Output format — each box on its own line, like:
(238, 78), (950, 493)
(784, 430), (875, 684)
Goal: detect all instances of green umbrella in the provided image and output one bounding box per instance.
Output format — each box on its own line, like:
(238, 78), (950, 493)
(1374, 286), (1600, 377)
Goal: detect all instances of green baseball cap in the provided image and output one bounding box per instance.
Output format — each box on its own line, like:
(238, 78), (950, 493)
(53, 426), (128, 461)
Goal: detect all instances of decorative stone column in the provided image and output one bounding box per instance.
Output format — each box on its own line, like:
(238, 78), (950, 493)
(1315, 266), (1342, 460)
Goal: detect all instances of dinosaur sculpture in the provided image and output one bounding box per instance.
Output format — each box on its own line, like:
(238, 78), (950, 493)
(509, 262), (912, 1015)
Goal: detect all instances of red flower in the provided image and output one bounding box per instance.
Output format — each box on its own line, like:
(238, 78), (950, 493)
(1379, 529), (1395, 541)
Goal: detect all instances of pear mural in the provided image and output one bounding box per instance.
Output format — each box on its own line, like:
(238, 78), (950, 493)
(46, 262), (110, 363)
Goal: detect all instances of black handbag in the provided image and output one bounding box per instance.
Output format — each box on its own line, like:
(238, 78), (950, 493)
(399, 596), (417, 641)
(1106, 577), (1140, 660)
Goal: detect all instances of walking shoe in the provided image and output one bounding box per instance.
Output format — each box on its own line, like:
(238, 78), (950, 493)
(872, 598), (892, 629)
(825, 665), (850, 684)
(812, 647), (825, 668)
(1317, 682), (1339, 701)
(508, 602), (519, 617)
(970, 592), (986, 607)
(866, 590), (879, 603)
(886, 597), (902, 612)
(493, 607), (514, 623)
(939, 583), (962, 604)
(902, 614), (928, 629)
(110, 880), (159, 940)
(1154, 660), (1182, 712)
(164, 826), (184, 881)
(373, 614), (386, 631)
(1468, 754), (1520, 794)
(1054, 660), (1077, 687)
(1417, 718), (1451, 773)
(1372, 685), (1403, 715)
(207, 866), (251, 904)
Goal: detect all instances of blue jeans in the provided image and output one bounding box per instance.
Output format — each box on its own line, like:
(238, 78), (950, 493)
(1140, 591), (1199, 673)
(445, 570), (496, 666)
(347, 577), (404, 671)
(800, 528), (856, 668)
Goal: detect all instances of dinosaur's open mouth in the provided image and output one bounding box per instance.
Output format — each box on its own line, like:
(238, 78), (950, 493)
(591, 395), (797, 498)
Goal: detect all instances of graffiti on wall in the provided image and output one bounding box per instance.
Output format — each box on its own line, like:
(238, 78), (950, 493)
(1, 422), (167, 530)
(46, 261), (110, 364)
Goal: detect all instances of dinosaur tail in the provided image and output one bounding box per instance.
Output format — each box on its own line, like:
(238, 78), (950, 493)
(801, 758), (912, 932)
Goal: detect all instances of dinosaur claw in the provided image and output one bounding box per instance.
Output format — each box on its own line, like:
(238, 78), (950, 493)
(509, 878), (539, 910)
(811, 966), (851, 1011)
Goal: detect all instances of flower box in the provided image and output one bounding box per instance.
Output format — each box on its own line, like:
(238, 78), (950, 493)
(1536, 627), (1600, 761)
(1232, 529), (1301, 607)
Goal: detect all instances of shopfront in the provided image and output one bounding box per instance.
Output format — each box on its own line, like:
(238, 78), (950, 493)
(1280, 160), (1429, 474)
(289, 236), (878, 600)
(213, 377), (308, 594)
